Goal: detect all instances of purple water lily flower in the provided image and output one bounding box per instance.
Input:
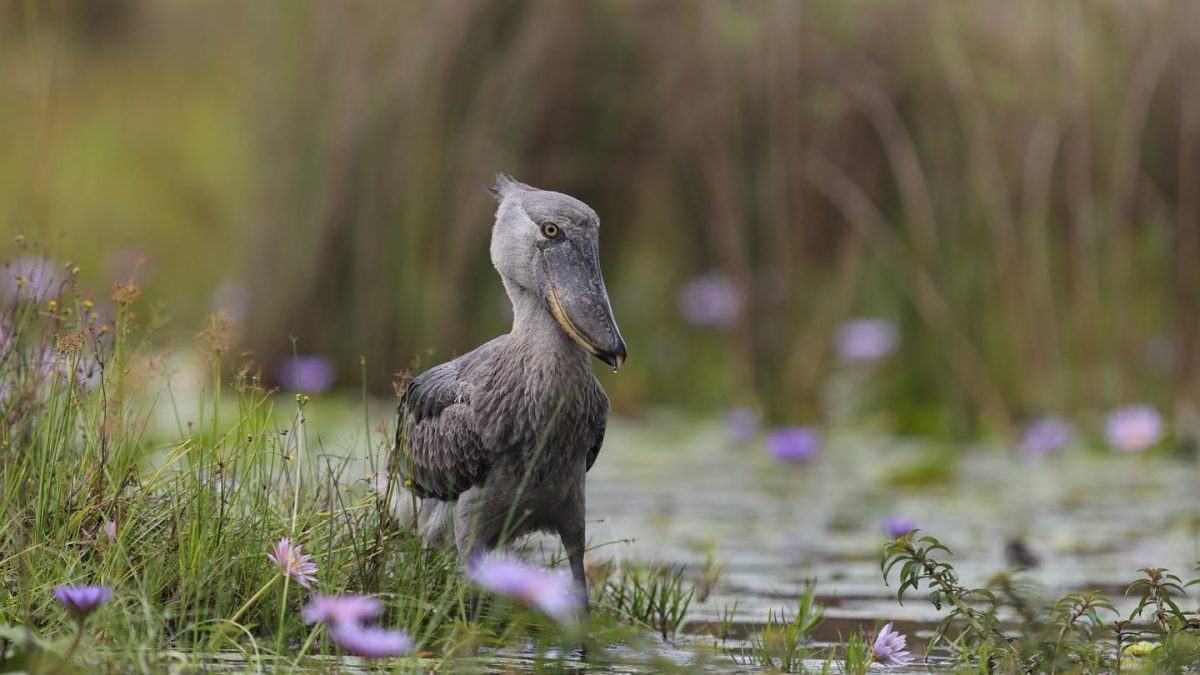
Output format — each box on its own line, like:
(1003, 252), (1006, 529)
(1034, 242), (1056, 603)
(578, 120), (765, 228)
(53, 585), (112, 619)
(467, 555), (581, 622)
(884, 516), (918, 539)
(871, 622), (914, 666)
(765, 426), (820, 463)
(276, 355), (336, 394)
(329, 624), (413, 659)
(835, 318), (899, 363)
(678, 273), (741, 330)
(1019, 417), (1074, 458)
(724, 407), (761, 442)
(268, 537), (318, 588)
(302, 594), (384, 627)
(1106, 405), (1164, 453)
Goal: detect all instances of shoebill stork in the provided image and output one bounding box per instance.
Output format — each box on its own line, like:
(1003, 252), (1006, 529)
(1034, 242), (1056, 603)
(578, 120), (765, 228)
(389, 174), (626, 609)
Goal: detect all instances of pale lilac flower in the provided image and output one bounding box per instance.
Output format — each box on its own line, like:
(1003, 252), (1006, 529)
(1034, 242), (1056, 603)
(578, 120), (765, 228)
(53, 585), (112, 619)
(678, 273), (741, 330)
(302, 594), (384, 626)
(276, 355), (336, 393)
(467, 555), (581, 621)
(870, 622), (914, 666)
(102, 520), (118, 543)
(884, 516), (918, 539)
(329, 624), (413, 659)
(724, 407), (761, 442)
(1019, 417), (1074, 458)
(835, 318), (899, 363)
(3, 256), (62, 302)
(1106, 405), (1164, 453)
(267, 537), (317, 588)
(765, 426), (820, 463)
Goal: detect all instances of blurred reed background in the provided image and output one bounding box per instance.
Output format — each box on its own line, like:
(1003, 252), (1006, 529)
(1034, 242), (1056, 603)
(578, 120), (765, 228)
(5, 0), (1200, 440)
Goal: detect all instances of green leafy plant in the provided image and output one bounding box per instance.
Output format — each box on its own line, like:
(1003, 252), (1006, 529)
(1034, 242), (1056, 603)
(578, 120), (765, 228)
(597, 562), (694, 640)
(743, 580), (824, 673)
(879, 531), (1200, 672)
(882, 532), (1008, 660)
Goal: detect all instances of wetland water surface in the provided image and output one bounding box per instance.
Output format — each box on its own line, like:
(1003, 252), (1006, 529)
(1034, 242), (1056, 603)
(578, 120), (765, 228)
(556, 413), (1200, 671)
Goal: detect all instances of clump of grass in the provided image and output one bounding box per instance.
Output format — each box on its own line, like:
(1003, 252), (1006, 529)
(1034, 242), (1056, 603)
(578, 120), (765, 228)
(594, 561), (695, 641)
(741, 579), (825, 673)
(839, 631), (874, 675)
(715, 599), (738, 644)
(0, 255), (603, 670)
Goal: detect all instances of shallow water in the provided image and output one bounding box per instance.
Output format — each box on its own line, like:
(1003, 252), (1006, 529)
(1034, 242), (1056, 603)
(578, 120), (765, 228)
(567, 412), (1200, 670)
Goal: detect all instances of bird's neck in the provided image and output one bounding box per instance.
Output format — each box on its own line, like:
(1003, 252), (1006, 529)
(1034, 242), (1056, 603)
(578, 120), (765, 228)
(504, 278), (588, 363)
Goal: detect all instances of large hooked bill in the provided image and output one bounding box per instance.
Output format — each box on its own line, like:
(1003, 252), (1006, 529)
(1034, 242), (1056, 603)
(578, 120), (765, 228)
(542, 236), (627, 371)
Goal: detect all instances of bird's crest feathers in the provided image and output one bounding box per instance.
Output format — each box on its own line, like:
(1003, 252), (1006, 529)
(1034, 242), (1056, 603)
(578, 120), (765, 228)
(487, 173), (533, 202)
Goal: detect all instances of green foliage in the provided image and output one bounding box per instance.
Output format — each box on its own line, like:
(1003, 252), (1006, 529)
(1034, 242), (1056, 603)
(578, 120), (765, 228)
(0, 268), (623, 670)
(595, 561), (694, 641)
(840, 631), (873, 675)
(716, 599), (738, 644)
(9, 3), (1200, 431)
(881, 532), (1200, 672)
(882, 533), (1007, 655)
(741, 580), (825, 673)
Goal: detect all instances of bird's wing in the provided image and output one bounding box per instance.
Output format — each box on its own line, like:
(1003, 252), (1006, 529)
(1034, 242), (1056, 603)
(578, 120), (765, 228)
(393, 352), (493, 501)
(585, 388), (610, 472)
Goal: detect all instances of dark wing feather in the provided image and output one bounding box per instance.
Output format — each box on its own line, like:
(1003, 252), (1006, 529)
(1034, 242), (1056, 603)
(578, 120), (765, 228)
(585, 417), (606, 472)
(585, 389), (610, 472)
(392, 344), (499, 501)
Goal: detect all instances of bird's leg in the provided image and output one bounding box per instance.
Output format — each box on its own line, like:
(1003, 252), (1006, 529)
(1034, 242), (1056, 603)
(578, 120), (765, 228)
(454, 503), (492, 622)
(560, 527), (590, 615)
(560, 525), (593, 661)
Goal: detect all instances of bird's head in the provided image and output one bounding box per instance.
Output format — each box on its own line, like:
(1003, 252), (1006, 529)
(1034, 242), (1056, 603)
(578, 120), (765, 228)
(488, 173), (627, 371)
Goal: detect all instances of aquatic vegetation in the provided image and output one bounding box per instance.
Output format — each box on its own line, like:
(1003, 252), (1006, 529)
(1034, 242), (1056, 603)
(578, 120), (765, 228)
(301, 594), (385, 627)
(468, 554), (581, 623)
(1106, 405), (1164, 453)
(868, 622), (913, 666)
(765, 426), (821, 463)
(1019, 416), (1074, 458)
(598, 561), (694, 640)
(328, 623), (413, 659)
(742, 580), (825, 672)
(691, 546), (728, 603)
(53, 585), (112, 620)
(49, 584), (114, 671)
(267, 536), (318, 589)
(677, 273), (741, 330)
(880, 532), (1200, 672)
(883, 516), (918, 540)
(302, 593), (412, 660)
(840, 631), (874, 675)
(834, 318), (898, 364)
(716, 600), (738, 644)
(275, 354), (336, 393)
(724, 407), (761, 443)
(11, 246), (1200, 672)
(0, 266), (622, 670)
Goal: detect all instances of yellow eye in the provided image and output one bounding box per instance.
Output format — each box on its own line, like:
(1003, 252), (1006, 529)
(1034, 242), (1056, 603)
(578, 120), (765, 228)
(541, 222), (559, 238)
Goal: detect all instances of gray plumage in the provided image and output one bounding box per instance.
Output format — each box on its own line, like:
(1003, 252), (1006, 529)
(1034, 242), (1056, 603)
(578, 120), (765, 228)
(388, 174), (626, 610)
